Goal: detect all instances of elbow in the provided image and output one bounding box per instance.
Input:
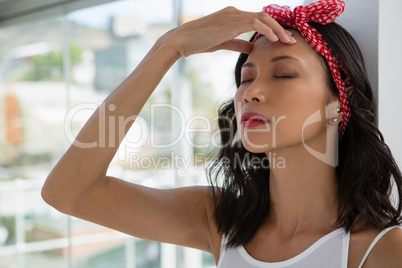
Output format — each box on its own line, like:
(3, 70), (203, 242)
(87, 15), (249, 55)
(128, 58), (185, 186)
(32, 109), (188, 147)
(41, 176), (74, 215)
(41, 182), (56, 207)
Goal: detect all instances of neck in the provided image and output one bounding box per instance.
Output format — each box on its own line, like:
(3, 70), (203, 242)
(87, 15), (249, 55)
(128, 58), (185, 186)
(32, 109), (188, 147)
(265, 137), (339, 237)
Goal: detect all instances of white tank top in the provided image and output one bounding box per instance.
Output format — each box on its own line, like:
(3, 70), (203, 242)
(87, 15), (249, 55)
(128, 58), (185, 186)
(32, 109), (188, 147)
(217, 226), (400, 268)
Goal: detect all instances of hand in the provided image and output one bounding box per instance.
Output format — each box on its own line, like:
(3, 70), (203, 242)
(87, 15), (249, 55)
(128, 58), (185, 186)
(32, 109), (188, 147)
(163, 6), (296, 57)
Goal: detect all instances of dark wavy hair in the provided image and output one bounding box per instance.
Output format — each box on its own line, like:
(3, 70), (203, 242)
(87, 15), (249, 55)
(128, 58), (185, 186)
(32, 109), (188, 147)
(207, 22), (402, 248)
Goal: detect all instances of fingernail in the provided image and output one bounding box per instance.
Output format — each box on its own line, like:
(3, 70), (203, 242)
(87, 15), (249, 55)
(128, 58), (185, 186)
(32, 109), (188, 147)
(289, 36), (297, 44)
(273, 34), (279, 41)
(282, 34), (291, 43)
(285, 30), (293, 36)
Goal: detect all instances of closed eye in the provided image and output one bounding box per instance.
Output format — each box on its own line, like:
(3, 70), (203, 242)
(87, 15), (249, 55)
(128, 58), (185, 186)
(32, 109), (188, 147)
(274, 75), (295, 79)
(240, 79), (253, 85)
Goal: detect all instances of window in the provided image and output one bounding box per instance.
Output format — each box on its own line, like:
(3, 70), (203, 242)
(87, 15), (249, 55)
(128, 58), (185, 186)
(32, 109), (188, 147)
(0, 1), (304, 267)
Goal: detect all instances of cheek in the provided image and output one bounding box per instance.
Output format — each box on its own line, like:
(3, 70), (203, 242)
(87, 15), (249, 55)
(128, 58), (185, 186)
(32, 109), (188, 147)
(281, 79), (327, 112)
(273, 86), (328, 137)
(234, 88), (243, 104)
(271, 85), (308, 124)
(234, 90), (243, 117)
(290, 97), (329, 141)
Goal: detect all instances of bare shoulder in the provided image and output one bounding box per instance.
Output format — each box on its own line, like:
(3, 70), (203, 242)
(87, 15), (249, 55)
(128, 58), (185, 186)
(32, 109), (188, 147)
(364, 226), (402, 268)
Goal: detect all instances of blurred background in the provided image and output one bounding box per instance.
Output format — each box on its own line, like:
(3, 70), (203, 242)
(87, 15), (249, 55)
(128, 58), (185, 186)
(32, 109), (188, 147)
(0, 0), (305, 267)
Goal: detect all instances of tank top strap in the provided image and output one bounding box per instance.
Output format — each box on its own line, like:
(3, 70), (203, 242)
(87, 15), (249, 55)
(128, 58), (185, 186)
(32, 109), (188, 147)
(342, 228), (351, 267)
(357, 225), (402, 268)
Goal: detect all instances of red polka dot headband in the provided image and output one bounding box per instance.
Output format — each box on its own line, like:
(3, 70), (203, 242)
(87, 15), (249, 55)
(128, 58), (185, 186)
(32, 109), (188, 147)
(254, 0), (350, 138)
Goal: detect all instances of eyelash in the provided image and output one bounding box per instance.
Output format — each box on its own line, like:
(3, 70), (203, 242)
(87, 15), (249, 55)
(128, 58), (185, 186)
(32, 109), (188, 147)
(240, 79), (253, 85)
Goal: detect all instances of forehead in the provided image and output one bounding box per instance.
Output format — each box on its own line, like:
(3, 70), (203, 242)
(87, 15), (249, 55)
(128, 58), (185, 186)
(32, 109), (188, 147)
(246, 31), (321, 67)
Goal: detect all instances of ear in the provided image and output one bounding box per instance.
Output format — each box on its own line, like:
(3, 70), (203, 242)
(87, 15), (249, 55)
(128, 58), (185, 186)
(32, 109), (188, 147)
(345, 85), (354, 97)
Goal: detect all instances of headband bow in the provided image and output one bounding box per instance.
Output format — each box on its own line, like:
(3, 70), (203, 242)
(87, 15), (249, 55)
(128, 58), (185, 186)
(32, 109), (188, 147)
(255, 0), (350, 138)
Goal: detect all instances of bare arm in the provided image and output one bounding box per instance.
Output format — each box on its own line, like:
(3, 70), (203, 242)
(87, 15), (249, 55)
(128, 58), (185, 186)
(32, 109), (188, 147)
(41, 6), (294, 255)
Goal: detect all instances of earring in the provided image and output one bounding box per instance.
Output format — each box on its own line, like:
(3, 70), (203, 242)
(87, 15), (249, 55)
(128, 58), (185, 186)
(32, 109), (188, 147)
(333, 118), (338, 123)
(336, 107), (341, 113)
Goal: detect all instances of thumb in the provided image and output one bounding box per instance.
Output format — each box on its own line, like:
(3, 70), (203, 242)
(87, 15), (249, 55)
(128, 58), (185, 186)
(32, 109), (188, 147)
(205, 39), (253, 54)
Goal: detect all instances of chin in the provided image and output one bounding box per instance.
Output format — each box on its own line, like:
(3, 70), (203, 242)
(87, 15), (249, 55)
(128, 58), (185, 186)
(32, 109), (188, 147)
(239, 128), (289, 153)
(241, 139), (272, 154)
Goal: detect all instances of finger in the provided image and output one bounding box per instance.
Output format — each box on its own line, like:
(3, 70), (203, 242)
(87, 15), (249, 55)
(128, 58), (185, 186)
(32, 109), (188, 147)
(233, 13), (295, 44)
(285, 29), (293, 36)
(252, 20), (279, 42)
(203, 39), (252, 54)
(271, 25), (297, 44)
(219, 39), (253, 53)
(258, 13), (297, 44)
(233, 18), (279, 43)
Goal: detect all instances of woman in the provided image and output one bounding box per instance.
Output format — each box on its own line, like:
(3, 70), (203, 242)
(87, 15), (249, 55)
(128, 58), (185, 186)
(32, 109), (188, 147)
(42, 0), (402, 267)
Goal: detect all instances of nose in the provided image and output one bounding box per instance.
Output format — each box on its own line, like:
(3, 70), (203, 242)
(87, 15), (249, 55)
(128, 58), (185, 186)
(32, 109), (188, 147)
(243, 79), (267, 104)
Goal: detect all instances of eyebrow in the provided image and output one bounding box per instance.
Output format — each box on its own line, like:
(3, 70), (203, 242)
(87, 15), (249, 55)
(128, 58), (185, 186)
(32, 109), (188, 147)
(242, 55), (300, 69)
(271, 55), (300, 63)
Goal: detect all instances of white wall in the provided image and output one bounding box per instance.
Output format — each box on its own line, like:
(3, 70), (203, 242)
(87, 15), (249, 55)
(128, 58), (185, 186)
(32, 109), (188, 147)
(336, 0), (379, 98)
(378, 0), (402, 168)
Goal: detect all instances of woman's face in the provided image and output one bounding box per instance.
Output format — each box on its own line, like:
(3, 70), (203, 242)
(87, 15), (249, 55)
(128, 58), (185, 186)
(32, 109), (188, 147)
(234, 31), (338, 154)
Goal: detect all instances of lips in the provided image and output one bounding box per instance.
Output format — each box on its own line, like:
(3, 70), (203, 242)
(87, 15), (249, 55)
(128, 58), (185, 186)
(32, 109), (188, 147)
(241, 112), (269, 128)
